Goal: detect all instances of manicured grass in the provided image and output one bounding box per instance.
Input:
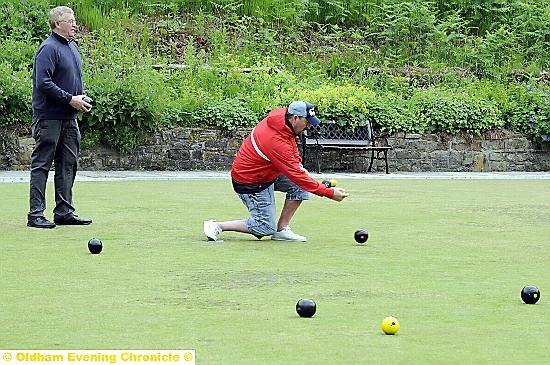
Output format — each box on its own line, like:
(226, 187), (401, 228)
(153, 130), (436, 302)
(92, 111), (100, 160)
(1, 178), (549, 364)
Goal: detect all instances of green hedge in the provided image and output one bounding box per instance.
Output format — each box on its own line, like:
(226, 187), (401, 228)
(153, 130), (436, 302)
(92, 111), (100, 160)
(0, 0), (50, 43)
(0, 62), (32, 126)
(2, 0), (550, 150)
(409, 88), (504, 135)
(3, 63), (550, 149)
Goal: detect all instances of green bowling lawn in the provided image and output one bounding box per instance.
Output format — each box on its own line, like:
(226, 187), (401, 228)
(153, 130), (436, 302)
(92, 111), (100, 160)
(1, 178), (549, 364)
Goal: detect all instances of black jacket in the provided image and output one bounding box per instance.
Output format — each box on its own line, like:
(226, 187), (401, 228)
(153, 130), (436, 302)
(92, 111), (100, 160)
(32, 32), (84, 120)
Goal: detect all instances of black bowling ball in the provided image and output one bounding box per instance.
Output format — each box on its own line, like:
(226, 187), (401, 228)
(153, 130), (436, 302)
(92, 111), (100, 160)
(296, 298), (317, 318)
(521, 285), (540, 304)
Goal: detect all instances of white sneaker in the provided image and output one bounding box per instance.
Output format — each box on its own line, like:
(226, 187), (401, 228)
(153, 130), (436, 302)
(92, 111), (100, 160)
(271, 226), (307, 242)
(204, 220), (222, 241)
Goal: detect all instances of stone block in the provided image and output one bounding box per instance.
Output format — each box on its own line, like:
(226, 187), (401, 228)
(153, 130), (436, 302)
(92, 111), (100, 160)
(472, 153), (485, 172)
(394, 149), (422, 159)
(504, 138), (532, 151)
(167, 149), (190, 160)
(421, 140), (440, 153)
(507, 153), (529, 162)
(448, 150), (464, 166)
(403, 133), (423, 139)
(487, 161), (509, 171)
(487, 151), (505, 162)
(481, 140), (505, 150)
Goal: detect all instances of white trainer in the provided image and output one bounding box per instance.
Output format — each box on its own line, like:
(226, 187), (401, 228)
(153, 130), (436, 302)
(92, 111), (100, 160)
(204, 220), (222, 241)
(271, 226), (307, 242)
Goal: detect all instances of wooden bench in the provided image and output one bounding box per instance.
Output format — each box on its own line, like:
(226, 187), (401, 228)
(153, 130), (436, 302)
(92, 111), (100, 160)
(300, 120), (393, 174)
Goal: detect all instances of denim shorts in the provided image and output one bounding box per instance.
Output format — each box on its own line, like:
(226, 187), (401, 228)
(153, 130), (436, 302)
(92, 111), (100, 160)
(238, 174), (310, 237)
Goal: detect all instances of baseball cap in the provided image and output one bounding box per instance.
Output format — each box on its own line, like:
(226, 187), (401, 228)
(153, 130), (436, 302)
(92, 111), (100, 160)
(288, 101), (321, 126)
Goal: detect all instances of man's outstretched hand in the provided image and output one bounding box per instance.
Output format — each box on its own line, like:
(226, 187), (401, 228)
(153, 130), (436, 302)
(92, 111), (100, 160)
(331, 187), (349, 202)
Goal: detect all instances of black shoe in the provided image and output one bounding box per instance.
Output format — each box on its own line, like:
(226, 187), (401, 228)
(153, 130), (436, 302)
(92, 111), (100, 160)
(54, 215), (92, 225)
(27, 216), (56, 229)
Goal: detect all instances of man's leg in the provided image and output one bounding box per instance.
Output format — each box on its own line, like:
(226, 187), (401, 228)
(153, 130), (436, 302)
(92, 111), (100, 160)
(220, 220), (249, 233)
(276, 199), (303, 231)
(271, 174), (310, 241)
(204, 185), (278, 241)
(236, 186), (278, 237)
(28, 119), (60, 220)
(53, 119), (80, 220)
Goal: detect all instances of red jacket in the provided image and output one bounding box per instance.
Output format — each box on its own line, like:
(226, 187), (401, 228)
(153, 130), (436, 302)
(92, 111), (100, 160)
(231, 107), (334, 199)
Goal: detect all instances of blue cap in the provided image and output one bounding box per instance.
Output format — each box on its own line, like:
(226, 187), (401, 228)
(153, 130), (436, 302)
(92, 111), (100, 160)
(288, 101), (321, 126)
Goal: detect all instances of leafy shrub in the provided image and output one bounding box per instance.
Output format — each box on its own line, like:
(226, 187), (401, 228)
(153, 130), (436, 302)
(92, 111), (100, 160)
(0, 39), (38, 71)
(502, 84), (549, 137)
(363, 94), (414, 134)
(286, 84), (376, 127)
(515, 84), (550, 143)
(529, 106), (550, 143)
(466, 80), (550, 141)
(192, 97), (259, 130)
(0, 0), (50, 43)
(409, 88), (504, 134)
(0, 62), (32, 127)
(79, 67), (164, 152)
(284, 84), (413, 134)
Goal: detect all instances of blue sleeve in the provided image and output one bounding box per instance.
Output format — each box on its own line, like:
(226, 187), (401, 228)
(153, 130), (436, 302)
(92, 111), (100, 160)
(34, 44), (73, 104)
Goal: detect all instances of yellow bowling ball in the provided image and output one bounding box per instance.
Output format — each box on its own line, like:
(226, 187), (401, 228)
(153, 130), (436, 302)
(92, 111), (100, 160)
(381, 316), (400, 335)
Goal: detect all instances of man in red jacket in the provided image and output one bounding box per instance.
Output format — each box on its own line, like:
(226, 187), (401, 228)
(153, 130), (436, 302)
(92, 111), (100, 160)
(204, 101), (349, 242)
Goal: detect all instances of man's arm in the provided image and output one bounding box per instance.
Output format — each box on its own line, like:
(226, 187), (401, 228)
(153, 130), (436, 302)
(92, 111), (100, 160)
(267, 140), (347, 200)
(34, 44), (73, 103)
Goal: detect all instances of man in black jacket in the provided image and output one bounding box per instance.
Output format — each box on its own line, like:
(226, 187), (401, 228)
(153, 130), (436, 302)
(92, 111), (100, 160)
(28, 6), (93, 228)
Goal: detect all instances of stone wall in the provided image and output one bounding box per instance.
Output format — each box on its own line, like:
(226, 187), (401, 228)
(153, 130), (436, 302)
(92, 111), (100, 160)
(0, 125), (31, 170)
(78, 128), (249, 171)
(386, 130), (550, 172)
(2, 126), (549, 172)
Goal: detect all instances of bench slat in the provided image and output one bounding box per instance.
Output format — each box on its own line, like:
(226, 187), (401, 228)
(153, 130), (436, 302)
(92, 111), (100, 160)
(318, 145), (393, 150)
(305, 139), (371, 146)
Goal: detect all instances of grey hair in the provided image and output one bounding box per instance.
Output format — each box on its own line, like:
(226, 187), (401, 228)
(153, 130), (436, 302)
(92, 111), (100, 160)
(48, 6), (74, 29)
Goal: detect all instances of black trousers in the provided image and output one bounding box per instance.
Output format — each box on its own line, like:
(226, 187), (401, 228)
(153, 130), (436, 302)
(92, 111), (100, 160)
(28, 118), (81, 220)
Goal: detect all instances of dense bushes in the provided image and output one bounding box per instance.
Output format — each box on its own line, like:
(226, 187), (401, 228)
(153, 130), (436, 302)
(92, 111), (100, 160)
(0, 63), (32, 127)
(1, 0), (550, 151)
(79, 69), (161, 152)
(0, 0), (50, 43)
(0, 0), (48, 126)
(409, 88), (503, 135)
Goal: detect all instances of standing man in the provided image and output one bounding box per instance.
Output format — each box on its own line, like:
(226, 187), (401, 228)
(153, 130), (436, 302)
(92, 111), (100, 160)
(27, 6), (93, 228)
(204, 101), (349, 242)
